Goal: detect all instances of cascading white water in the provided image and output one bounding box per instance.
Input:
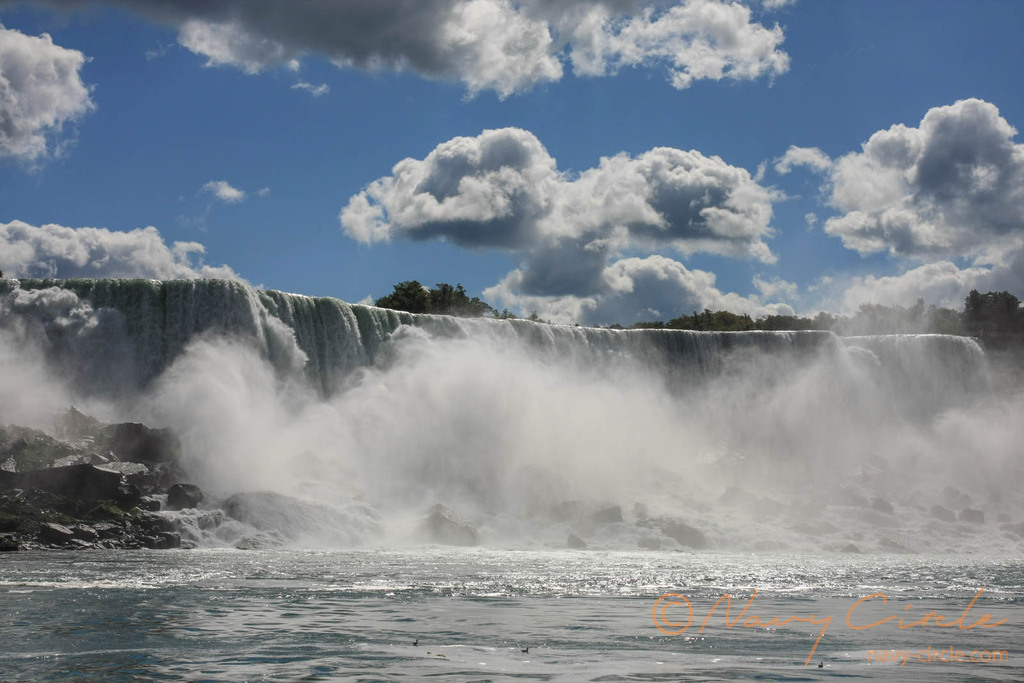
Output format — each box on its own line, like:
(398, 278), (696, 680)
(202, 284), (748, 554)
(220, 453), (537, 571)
(1, 277), (1018, 554)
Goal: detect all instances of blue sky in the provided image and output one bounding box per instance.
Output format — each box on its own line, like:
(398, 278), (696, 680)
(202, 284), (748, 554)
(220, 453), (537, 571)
(2, 0), (1023, 324)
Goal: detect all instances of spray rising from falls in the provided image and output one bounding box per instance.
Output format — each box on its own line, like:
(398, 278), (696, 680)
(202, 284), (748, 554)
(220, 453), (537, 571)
(1, 277), (1020, 554)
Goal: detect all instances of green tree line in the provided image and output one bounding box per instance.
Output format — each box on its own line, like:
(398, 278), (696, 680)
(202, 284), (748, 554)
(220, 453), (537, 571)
(373, 281), (1024, 338)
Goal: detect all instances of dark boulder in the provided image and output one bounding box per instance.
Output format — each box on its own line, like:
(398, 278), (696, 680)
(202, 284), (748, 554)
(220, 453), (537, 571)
(871, 498), (895, 515)
(137, 496), (162, 512)
(143, 531), (181, 549)
(1, 464), (122, 503)
(0, 534), (18, 551)
(591, 505), (623, 525)
(91, 522), (122, 539)
(105, 423), (180, 465)
(38, 522), (75, 545)
(114, 483), (142, 510)
(659, 520), (708, 549)
(959, 508), (985, 524)
(567, 533), (587, 549)
(421, 504), (478, 546)
(167, 483), (203, 510)
(71, 525), (99, 542)
(136, 512), (175, 534)
(0, 426), (84, 472)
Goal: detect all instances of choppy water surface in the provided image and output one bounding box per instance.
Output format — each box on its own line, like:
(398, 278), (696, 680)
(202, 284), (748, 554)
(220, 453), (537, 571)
(1, 549), (1021, 682)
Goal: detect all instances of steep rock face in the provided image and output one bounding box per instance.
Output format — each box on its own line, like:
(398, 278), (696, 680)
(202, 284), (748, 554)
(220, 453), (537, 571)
(420, 504), (479, 546)
(0, 408), (189, 551)
(0, 464), (122, 502)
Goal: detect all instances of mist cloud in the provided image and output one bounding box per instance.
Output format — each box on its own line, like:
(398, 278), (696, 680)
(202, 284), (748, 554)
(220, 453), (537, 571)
(0, 23), (94, 161)
(13, 0), (790, 97)
(0, 219), (239, 279)
(341, 127), (784, 323)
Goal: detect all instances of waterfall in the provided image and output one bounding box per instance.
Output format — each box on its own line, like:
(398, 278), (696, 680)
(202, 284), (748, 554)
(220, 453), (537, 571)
(4, 277), (987, 399)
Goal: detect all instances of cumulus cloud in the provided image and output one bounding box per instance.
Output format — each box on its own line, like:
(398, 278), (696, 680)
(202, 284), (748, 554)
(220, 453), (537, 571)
(341, 127), (778, 259)
(341, 127), (785, 323)
(485, 255), (793, 324)
(0, 219), (239, 280)
(17, 0), (790, 97)
(774, 145), (832, 175)
(816, 99), (1024, 260)
(566, 0), (789, 89)
(0, 23), (94, 161)
(201, 180), (247, 203)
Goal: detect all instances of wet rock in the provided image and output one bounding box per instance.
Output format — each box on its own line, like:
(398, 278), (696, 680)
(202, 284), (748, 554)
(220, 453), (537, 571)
(136, 512), (175, 534)
(659, 520), (708, 549)
(71, 524), (99, 542)
(106, 423), (180, 465)
(421, 504), (478, 546)
(840, 543), (862, 553)
(0, 464), (122, 503)
(137, 496), (162, 512)
(167, 483), (203, 510)
(143, 531), (181, 550)
(38, 522), (75, 545)
(566, 533), (587, 549)
(959, 508), (985, 524)
(0, 426), (84, 472)
(91, 522), (122, 539)
(0, 534), (18, 551)
(929, 505), (956, 522)
(591, 505), (623, 525)
(871, 498), (895, 515)
(114, 482), (142, 510)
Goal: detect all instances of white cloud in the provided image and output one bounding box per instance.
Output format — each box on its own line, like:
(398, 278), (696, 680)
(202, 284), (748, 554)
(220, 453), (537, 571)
(25, 0), (790, 98)
(341, 127), (778, 261)
(256, 187), (270, 197)
(804, 212), (817, 230)
(485, 255), (793, 324)
(567, 0), (789, 89)
(291, 81), (330, 97)
(0, 23), (94, 161)
(202, 180), (247, 203)
(0, 219), (240, 280)
(753, 274), (797, 300)
(818, 99), (1024, 261)
(779, 99), (1024, 312)
(774, 145), (832, 175)
(341, 127), (786, 324)
(835, 256), (1024, 313)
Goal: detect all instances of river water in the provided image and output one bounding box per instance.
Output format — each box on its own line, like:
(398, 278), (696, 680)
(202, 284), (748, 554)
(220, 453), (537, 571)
(1, 549), (1021, 682)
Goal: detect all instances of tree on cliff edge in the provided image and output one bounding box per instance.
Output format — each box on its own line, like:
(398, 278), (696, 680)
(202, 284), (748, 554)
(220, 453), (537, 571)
(375, 281), (495, 317)
(963, 290), (1023, 335)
